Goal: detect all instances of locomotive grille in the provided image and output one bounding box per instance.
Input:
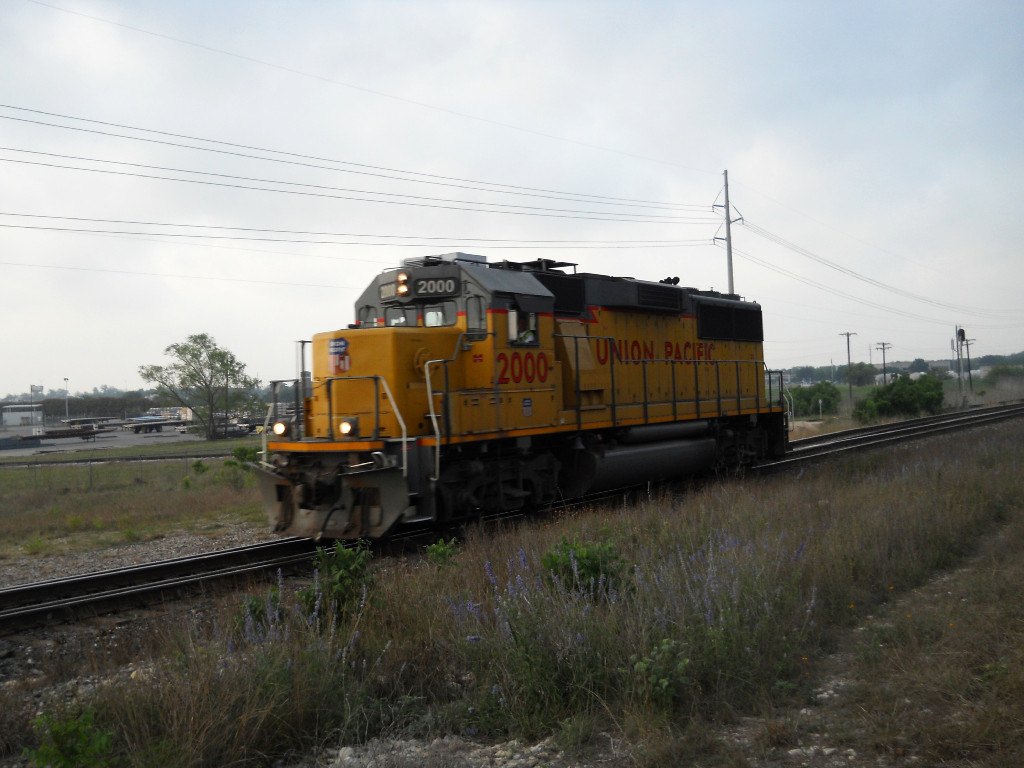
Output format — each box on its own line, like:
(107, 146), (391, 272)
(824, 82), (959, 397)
(637, 284), (682, 311)
(697, 302), (764, 341)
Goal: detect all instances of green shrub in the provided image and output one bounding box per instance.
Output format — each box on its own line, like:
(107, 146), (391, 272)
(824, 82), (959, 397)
(854, 373), (944, 422)
(790, 381), (841, 418)
(217, 462), (249, 490)
(298, 542), (374, 620)
(232, 445), (260, 464)
(426, 537), (458, 567)
(983, 364), (1024, 385)
(236, 589), (282, 635)
(541, 535), (624, 592)
(25, 709), (118, 768)
(625, 638), (693, 710)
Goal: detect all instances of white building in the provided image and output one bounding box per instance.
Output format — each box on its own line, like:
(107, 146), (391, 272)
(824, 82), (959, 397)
(1, 404), (43, 427)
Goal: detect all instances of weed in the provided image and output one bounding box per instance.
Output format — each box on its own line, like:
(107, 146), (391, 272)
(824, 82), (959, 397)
(232, 445), (260, 464)
(217, 463), (249, 490)
(25, 709), (118, 768)
(21, 535), (49, 555)
(298, 542), (374, 621)
(5, 422), (1024, 765)
(541, 534), (624, 592)
(426, 537), (458, 567)
(191, 460), (209, 475)
(625, 638), (692, 710)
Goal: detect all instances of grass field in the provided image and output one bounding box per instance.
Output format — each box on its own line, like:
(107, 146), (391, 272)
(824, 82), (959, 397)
(0, 448), (263, 558)
(3, 422), (1023, 766)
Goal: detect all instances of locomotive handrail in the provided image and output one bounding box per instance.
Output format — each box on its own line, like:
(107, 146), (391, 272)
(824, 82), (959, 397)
(553, 334), (783, 428)
(765, 368), (786, 409)
(424, 332), (474, 482)
(263, 378), (301, 466)
(324, 375), (409, 477)
(621, 357), (755, 417)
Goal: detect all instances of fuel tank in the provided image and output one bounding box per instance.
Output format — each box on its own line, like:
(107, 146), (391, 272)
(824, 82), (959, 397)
(560, 437), (716, 497)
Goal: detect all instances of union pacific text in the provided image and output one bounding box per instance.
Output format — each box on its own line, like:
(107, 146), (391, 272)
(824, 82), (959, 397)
(594, 339), (716, 365)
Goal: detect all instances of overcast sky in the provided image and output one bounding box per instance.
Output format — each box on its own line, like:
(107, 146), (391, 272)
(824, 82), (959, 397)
(2, 0), (1022, 397)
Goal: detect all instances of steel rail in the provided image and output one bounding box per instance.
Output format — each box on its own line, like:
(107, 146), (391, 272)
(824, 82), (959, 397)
(763, 403), (1024, 471)
(0, 537), (317, 635)
(0, 450), (244, 470)
(790, 402), (1024, 450)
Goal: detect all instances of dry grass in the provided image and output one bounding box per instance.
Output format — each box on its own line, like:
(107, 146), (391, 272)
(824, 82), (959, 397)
(831, 505), (1024, 765)
(0, 457), (262, 558)
(9, 420), (1024, 767)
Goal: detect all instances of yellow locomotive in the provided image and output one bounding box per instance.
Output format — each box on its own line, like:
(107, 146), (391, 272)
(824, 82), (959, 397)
(257, 253), (788, 539)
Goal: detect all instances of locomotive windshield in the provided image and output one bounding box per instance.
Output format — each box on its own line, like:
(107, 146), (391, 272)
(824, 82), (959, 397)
(362, 300), (458, 328)
(367, 263), (464, 328)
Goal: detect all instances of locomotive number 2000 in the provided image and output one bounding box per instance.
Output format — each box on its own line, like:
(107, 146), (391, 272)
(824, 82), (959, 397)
(497, 351), (549, 384)
(414, 278), (458, 296)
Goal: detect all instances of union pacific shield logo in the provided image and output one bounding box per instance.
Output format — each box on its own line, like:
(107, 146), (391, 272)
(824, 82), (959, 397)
(329, 338), (351, 375)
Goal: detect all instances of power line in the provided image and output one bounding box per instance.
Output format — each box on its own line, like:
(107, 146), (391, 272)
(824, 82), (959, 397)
(0, 150), (718, 224)
(0, 211), (711, 246)
(0, 106), (712, 212)
(729, 245), (949, 325)
(0, 220), (712, 249)
(744, 221), (1020, 318)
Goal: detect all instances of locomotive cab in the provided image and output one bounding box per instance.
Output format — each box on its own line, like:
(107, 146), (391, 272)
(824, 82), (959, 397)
(257, 253), (562, 539)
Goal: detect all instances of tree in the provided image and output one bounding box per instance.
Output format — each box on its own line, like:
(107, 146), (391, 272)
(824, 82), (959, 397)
(139, 333), (260, 440)
(853, 373), (944, 423)
(836, 361), (878, 386)
(789, 366), (817, 383)
(790, 381), (842, 418)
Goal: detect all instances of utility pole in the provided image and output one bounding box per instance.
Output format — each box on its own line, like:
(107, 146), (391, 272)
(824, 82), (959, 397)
(723, 170), (734, 295)
(963, 335), (975, 393)
(954, 326), (966, 406)
(713, 170), (742, 295)
(875, 343), (892, 385)
(840, 332), (857, 412)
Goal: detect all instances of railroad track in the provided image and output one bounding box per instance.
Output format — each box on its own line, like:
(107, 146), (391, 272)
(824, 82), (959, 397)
(764, 402), (1024, 471)
(0, 537), (317, 635)
(5, 404), (1021, 633)
(0, 450), (239, 470)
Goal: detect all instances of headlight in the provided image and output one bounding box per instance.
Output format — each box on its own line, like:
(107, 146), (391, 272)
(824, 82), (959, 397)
(272, 421), (289, 436)
(397, 271), (409, 296)
(339, 417), (359, 437)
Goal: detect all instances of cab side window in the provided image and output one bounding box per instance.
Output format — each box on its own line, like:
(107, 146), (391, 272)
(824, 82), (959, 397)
(358, 305), (380, 327)
(509, 311), (537, 345)
(424, 301), (456, 327)
(466, 296), (487, 339)
(385, 307), (417, 326)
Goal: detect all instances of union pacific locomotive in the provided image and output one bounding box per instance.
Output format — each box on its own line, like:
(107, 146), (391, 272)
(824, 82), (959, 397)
(257, 253), (789, 539)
